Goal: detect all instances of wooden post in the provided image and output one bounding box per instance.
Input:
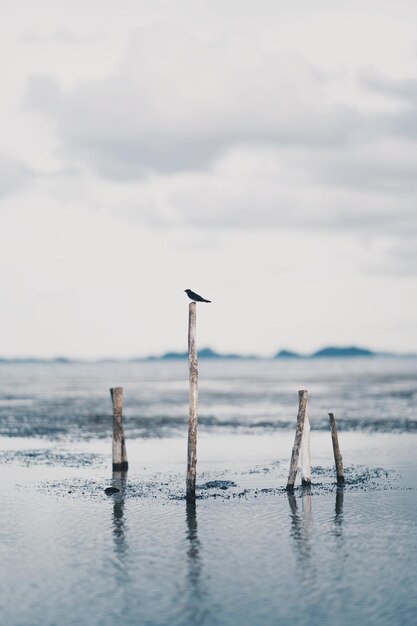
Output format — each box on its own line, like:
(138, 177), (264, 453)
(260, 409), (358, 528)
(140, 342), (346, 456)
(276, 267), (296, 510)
(328, 412), (344, 484)
(110, 387), (128, 472)
(301, 396), (311, 485)
(286, 390), (308, 491)
(186, 302), (198, 500)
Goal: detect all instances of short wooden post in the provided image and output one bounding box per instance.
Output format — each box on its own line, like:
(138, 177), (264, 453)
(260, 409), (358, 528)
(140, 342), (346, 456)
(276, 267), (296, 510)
(286, 390), (308, 491)
(328, 412), (344, 484)
(301, 396), (311, 485)
(186, 302), (198, 500)
(110, 387), (128, 472)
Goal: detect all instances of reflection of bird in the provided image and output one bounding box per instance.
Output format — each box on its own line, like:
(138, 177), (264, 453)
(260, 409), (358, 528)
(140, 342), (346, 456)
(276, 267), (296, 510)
(184, 289), (212, 303)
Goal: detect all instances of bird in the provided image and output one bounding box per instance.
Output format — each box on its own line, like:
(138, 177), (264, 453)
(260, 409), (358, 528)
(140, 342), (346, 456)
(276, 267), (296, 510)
(184, 289), (212, 303)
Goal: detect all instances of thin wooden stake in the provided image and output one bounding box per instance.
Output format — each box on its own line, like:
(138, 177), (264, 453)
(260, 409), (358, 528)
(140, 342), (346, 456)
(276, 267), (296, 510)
(286, 390), (308, 491)
(110, 387), (128, 472)
(301, 397), (311, 485)
(186, 302), (198, 500)
(328, 412), (344, 484)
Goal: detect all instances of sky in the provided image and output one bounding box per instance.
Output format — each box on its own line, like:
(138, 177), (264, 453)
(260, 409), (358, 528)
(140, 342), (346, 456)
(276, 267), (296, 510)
(1, 0), (417, 358)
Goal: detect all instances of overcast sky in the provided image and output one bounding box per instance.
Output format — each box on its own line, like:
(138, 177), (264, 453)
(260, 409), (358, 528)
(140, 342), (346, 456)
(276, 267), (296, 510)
(1, 0), (417, 357)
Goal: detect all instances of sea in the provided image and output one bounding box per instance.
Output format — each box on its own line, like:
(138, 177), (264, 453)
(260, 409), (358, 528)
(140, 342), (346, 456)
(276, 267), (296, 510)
(0, 357), (416, 626)
(0, 357), (416, 440)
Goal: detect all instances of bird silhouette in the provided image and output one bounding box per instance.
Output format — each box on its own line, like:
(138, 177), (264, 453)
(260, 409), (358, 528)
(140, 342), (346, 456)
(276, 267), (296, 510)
(184, 289), (211, 303)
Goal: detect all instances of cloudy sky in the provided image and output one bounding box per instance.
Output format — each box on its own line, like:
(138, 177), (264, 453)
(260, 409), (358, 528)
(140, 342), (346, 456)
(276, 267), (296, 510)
(1, 0), (417, 357)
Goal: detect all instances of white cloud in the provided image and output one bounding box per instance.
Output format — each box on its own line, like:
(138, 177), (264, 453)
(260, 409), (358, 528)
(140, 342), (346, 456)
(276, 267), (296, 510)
(1, 1), (417, 356)
(22, 29), (83, 45)
(25, 26), (359, 178)
(0, 155), (32, 198)
(36, 141), (417, 246)
(21, 23), (417, 245)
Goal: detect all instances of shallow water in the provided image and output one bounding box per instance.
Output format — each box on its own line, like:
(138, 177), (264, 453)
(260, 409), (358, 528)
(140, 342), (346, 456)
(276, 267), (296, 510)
(0, 358), (416, 439)
(0, 360), (416, 625)
(0, 453), (416, 626)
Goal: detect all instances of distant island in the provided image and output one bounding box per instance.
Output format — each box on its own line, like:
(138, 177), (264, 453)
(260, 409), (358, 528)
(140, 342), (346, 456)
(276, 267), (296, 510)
(313, 346), (374, 358)
(0, 346), (416, 362)
(275, 350), (302, 359)
(146, 345), (413, 360)
(275, 346), (375, 359)
(147, 347), (256, 360)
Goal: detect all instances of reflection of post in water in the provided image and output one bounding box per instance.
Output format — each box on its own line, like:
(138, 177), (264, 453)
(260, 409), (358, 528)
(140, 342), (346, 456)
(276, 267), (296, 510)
(335, 488), (344, 517)
(184, 498), (210, 626)
(301, 484), (312, 520)
(287, 486), (313, 562)
(112, 470), (128, 558)
(301, 485), (313, 558)
(334, 487), (344, 537)
(287, 492), (302, 544)
(186, 499), (202, 593)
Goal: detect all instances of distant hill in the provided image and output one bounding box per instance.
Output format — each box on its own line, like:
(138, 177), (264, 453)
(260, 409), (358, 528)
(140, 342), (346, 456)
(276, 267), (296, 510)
(150, 351), (187, 360)
(152, 345), (378, 360)
(312, 346), (375, 358)
(150, 347), (255, 360)
(275, 350), (302, 359)
(1, 346), (416, 362)
(275, 346), (378, 358)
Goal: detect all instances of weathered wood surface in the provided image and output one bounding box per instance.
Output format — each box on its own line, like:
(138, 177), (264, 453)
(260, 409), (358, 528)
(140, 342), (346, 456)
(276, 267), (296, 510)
(286, 389), (308, 491)
(187, 302), (198, 500)
(301, 398), (311, 485)
(329, 412), (344, 484)
(110, 387), (128, 472)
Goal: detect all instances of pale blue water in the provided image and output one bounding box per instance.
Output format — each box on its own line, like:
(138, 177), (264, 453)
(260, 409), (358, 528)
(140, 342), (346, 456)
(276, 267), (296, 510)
(0, 358), (416, 439)
(0, 359), (416, 626)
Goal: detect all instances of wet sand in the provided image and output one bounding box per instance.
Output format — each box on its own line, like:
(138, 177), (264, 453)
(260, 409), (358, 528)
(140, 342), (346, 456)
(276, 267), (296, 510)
(0, 431), (416, 626)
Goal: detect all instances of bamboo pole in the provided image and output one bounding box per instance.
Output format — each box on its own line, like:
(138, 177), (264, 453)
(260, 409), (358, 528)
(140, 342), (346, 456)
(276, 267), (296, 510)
(328, 412), (344, 484)
(286, 390), (308, 491)
(301, 398), (311, 486)
(110, 387), (128, 472)
(186, 302), (198, 500)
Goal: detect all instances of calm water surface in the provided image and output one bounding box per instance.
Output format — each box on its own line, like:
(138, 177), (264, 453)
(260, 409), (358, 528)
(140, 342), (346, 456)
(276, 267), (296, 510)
(0, 359), (416, 625)
(0, 477), (416, 626)
(0, 358), (416, 438)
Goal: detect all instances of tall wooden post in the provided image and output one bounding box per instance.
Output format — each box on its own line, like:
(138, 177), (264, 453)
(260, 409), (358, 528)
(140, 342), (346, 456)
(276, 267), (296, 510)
(301, 395), (311, 485)
(286, 390), (308, 491)
(110, 387), (128, 472)
(187, 302), (198, 500)
(328, 412), (344, 484)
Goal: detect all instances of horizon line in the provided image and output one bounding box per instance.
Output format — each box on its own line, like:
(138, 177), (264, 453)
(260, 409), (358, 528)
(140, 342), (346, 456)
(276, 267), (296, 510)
(1, 345), (417, 362)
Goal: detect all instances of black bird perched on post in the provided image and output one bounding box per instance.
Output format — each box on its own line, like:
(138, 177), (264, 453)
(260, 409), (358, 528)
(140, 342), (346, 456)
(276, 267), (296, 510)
(184, 289), (212, 303)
